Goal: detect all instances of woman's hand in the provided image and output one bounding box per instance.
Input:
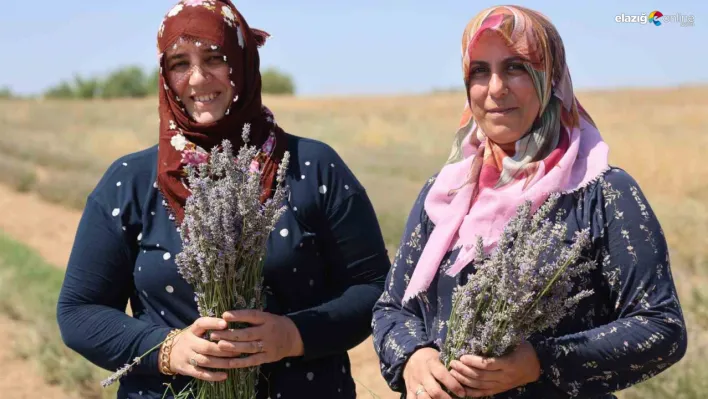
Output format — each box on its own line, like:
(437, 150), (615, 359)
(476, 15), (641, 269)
(449, 341), (542, 398)
(167, 317), (234, 381)
(210, 310), (305, 368)
(402, 347), (467, 399)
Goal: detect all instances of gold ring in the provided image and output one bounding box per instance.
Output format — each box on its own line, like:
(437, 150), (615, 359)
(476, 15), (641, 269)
(415, 385), (426, 396)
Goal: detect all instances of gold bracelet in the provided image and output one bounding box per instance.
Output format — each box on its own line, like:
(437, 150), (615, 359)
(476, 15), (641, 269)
(160, 329), (181, 376)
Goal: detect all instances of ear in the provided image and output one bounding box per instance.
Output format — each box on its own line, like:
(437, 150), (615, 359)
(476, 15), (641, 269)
(251, 28), (271, 48)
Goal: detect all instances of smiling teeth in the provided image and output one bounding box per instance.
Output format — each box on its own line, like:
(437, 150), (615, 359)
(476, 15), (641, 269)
(194, 93), (218, 102)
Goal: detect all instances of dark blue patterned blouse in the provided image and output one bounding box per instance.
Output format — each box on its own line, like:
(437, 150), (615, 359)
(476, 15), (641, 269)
(57, 133), (391, 399)
(372, 167), (687, 398)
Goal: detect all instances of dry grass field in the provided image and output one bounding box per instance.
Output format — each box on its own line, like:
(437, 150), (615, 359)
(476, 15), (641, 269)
(0, 85), (707, 398)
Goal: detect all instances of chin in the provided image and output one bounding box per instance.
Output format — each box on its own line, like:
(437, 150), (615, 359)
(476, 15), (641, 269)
(188, 109), (228, 124)
(194, 114), (222, 124)
(482, 124), (522, 144)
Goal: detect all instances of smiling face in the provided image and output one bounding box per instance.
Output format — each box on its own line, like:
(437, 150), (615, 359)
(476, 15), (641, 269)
(164, 40), (236, 124)
(466, 30), (541, 144)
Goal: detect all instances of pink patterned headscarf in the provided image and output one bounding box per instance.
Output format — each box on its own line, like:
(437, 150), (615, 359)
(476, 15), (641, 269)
(402, 5), (610, 303)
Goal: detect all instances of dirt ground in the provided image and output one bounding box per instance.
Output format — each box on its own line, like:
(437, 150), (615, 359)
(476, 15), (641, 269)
(0, 314), (78, 399)
(0, 184), (398, 399)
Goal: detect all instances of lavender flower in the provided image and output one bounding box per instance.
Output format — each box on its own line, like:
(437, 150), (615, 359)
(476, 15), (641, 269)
(101, 122), (288, 399)
(100, 356), (145, 388)
(441, 194), (596, 372)
(171, 125), (290, 399)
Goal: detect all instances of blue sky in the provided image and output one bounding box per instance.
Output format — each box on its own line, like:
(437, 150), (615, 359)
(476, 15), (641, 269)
(1, 0), (705, 97)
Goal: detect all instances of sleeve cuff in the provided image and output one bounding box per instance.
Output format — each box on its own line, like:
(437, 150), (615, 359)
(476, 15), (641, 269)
(286, 309), (332, 361)
(386, 339), (436, 393)
(527, 334), (557, 387)
(134, 327), (174, 375)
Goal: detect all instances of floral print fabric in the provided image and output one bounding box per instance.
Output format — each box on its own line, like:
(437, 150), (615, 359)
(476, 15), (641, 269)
(154, 0), (286, 226)
(372, 168), (687, 398)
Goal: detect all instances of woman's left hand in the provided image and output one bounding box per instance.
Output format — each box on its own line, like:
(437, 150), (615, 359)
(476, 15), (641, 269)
(449, 341), (542, 398)
(210, 310), (305, 368)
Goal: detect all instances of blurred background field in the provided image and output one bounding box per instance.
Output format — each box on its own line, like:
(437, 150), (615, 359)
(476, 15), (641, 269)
(0, 86), (707, 398)
(2, 1), (708, 398)
(2, 87), (708, 256)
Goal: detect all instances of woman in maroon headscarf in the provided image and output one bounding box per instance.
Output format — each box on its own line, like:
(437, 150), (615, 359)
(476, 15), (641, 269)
(57, 1), (390, 398)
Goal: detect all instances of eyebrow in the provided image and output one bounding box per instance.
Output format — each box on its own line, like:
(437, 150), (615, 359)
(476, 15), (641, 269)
(202, 48), (223, 56)
(469, 55), (529, 65)
(166, 48), (222, 63)
(166, 52), (188, 63)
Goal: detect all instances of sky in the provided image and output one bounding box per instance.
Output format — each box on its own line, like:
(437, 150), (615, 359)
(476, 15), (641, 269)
(0, 0), (705, 97)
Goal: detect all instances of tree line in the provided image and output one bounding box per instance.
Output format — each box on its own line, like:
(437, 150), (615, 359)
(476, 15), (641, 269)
(0, 65), (295, 99)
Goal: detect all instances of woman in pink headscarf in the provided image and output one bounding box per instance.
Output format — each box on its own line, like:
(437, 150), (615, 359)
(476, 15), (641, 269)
(372, 5), (686, 399)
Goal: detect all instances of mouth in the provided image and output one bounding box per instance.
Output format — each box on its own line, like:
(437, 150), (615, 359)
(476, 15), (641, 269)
(487, 107), (517, 115)
(190, 92), (222, 105)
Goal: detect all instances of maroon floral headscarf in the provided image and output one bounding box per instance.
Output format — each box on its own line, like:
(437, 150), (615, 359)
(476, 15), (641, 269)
(155, 0), (287, 225)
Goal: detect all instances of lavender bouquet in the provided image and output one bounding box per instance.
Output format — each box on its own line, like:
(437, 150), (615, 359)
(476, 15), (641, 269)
(171, 127), (289, 399)
(101, 124), (290, 399)
(440, 194), (596, 372)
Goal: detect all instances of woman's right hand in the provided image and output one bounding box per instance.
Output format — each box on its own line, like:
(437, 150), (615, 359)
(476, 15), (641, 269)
(402, 348), (467, 399)
(166, 317), (234, 381)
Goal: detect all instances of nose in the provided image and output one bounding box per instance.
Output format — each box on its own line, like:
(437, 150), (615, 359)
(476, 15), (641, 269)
(488, 72), (508, 99)
(188, 65), (209, 86)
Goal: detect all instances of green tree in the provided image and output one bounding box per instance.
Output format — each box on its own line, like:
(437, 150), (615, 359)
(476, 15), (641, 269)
(40, 64), (297, 99)
(0, 86), (13, 99)
(101, 66), (149, 99)
(73, 75), (101, 99)
(146, 67), (161, 96)
(261, 67), (296, 95)
(44, 81), (76, 99)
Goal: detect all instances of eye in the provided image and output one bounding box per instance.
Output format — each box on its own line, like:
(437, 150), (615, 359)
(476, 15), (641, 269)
(169, 61), (189, 72)
(469, 66), (489, 76)
(507, 63), (526, 73)
(206, 54), (226, 65)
